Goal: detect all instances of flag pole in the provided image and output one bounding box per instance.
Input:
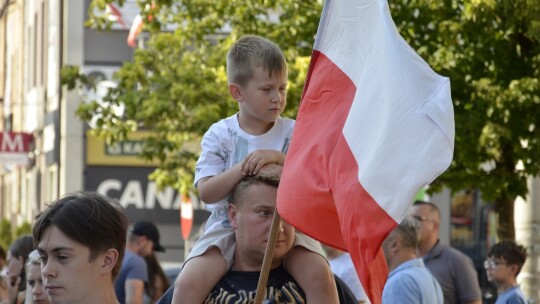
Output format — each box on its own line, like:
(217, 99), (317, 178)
(254, 209), (282, 304)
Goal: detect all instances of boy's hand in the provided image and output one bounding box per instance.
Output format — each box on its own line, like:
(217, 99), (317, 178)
(241, 150), (285, 175)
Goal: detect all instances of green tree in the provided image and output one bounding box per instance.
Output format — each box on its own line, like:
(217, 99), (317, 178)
(73, 0), (539, 240)
(71, 0), (321, 191)
(389, 0), (540, 240)
(0, 219), (12, 250)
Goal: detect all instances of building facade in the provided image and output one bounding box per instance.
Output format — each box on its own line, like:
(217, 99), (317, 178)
(0, 0), (207, 262)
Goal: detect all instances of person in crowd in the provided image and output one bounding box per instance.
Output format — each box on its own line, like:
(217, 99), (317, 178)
(0, 247), (5, 270)
(411, 201), (482, 304)
(144, 252), (169, 303)
(33, 191), (128, 304)
(161, 168), (356, 303)
(324, 245), (370, 303)
(0, 235), (34, 304)
(115, 221), (165, 304)
(24, 250), (50, 304)
(173, 34), (338, 303)
(485, 240), (527, 304)
(382, 215), (443, 303)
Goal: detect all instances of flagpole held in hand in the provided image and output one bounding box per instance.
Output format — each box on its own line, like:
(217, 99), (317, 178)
(254, 209), (282, 304)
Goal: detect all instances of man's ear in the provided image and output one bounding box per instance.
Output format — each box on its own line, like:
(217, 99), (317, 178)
(229, 83), (243, 102)
(228, 204), (239, 229)
(101, 248), (119, 274)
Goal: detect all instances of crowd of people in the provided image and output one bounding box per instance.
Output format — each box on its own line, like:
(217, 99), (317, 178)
(0, 34), (531, 304)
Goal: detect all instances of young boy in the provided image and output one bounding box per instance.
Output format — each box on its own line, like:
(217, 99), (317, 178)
(485, 240), (528, 304)
(173, 35), (339, 303)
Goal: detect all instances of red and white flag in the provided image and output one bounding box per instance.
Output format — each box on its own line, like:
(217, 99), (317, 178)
(276, 0), (454, 303)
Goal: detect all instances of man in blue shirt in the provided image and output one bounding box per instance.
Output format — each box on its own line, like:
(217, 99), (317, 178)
(115, 221), (165, 304)
(382, 215), (443, 304)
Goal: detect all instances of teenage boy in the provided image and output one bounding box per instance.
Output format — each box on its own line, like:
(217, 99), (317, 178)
(33, 192), (128, 304)
(485, 240), (528, 304)
(173, 35), (338, 303)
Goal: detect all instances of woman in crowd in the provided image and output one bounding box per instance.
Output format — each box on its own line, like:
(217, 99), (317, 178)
(145, 252), (169, 303)
(2, 235), (34, 304)
(24, 250), (49, 304)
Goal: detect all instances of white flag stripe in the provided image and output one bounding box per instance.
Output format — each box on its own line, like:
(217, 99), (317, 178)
(316, 0), (454, 222)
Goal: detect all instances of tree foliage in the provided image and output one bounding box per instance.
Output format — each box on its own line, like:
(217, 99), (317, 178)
(389, 0), (540, 239)
(73, 0), (540, 239)
(73, 0), (321, 193)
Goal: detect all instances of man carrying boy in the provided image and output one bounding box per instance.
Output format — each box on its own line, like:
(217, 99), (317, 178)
(485, 240), (528, 304)
(173, 35), (338, 303)
(159, 168), (356, 303)
(33, 192), (128, 304)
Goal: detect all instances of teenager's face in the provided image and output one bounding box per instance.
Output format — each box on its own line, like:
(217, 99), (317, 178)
(229, 182), (294, 270)
(235, 66), (287, 129)
(37, 226), (110, 304)
(27, 263), (50, 304)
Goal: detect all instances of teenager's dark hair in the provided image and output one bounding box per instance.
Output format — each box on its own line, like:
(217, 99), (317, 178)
(8, 235), (34, 292)
(32, 191), (128, 279)
(488, 240), (527, 276)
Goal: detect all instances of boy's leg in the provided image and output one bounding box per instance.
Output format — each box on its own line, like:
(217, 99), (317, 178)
(171, 247), (227, 303)
(285, 246), (340, 304)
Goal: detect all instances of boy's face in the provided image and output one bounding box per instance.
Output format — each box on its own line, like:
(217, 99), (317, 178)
(485, 256), (515, 285)
(233, 66), (288, 128)
(37, 225), (112, 304)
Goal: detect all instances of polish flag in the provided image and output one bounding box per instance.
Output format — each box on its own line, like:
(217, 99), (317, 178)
(276, 0), (455, 303)
(127, 14), (143, 47)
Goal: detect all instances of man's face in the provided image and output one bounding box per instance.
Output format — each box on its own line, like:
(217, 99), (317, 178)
(37, 225), (109, 304)
(410, 205), (438, 242)
(229, 182), (294, 270)
(136, 236), (154, 257)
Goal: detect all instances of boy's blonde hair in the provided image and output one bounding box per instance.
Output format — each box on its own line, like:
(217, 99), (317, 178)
(226, 35), (287, 87)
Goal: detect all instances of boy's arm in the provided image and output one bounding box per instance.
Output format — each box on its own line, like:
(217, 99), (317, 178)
(241, 150), (286, 175)
(198, 150), (285, 203)
(197, 162), (245, 204)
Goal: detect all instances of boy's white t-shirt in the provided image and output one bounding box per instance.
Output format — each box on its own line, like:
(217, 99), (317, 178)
(195, 113), (295, 231)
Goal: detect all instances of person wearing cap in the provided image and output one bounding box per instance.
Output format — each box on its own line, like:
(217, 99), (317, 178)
(115, 221), (165, 304)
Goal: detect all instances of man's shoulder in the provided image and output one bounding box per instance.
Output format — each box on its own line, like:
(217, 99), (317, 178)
(429, 242), (473, 263)
(439, 244), (474, 263)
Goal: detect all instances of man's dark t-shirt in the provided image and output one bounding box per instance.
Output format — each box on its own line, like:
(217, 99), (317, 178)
(157, 265), (357, 304)
(205, 266), (305, 303)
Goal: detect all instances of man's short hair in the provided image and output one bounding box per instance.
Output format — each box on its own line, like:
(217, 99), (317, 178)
(226, 35), (287, 87)
(413, 200), (441, 220)
(32, 191), (128, 279)
(229, 173), (280, 208)
(393, 216), (421, 249)
(488, 240), (527, 275)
